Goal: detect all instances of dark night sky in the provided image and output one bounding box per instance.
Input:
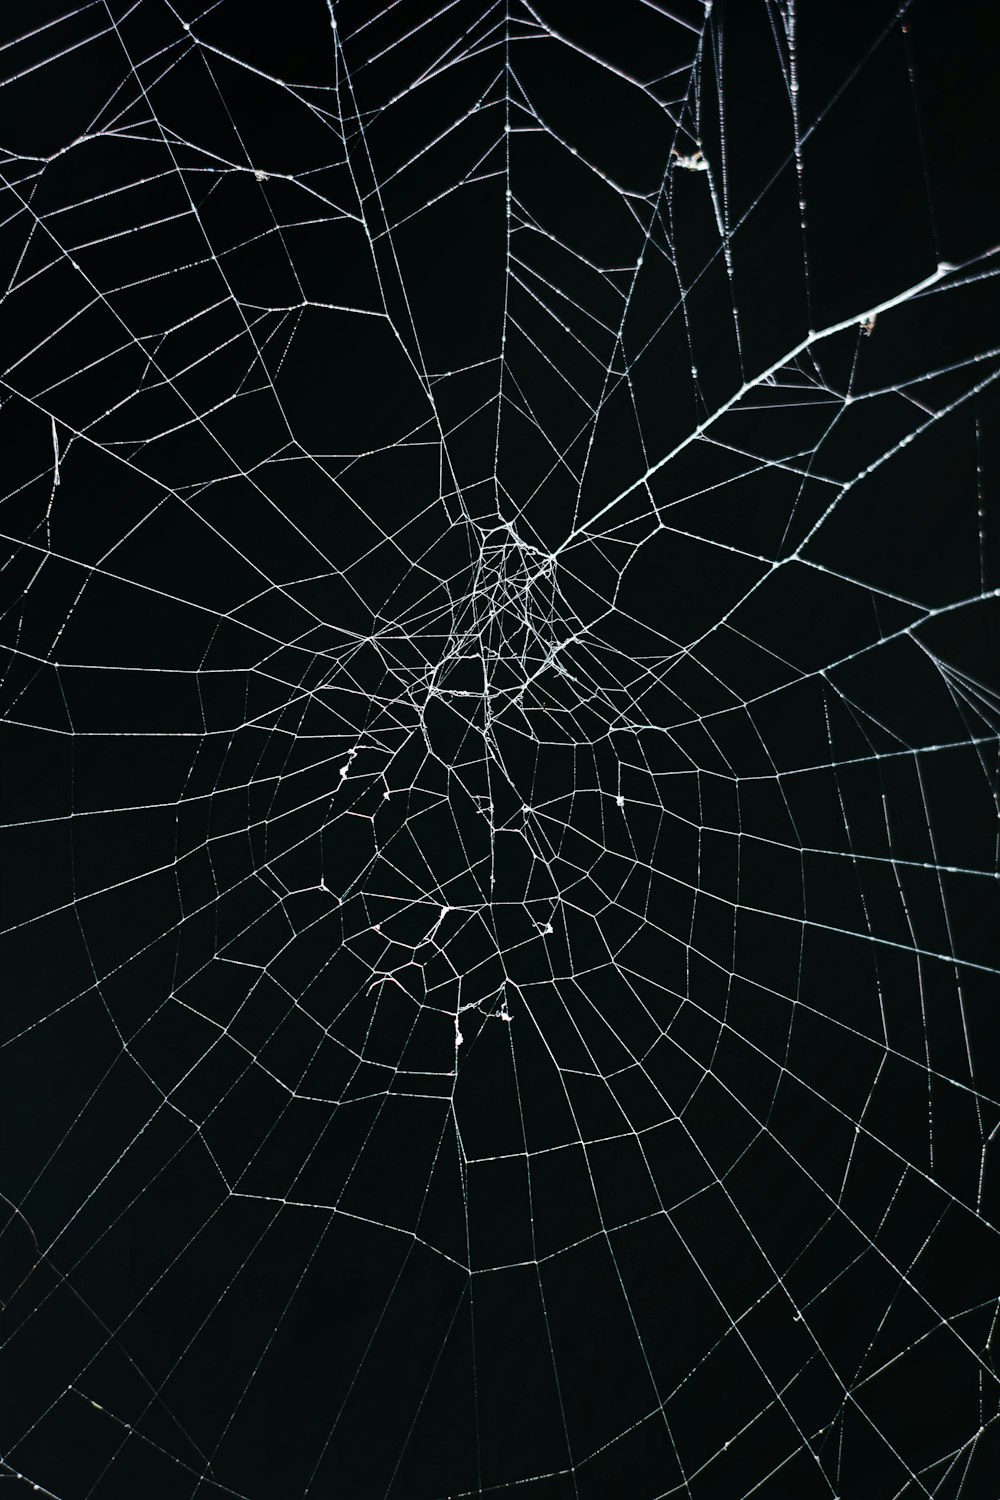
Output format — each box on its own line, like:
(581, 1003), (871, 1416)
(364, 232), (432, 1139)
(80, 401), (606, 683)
(1, 2), (999, 1497)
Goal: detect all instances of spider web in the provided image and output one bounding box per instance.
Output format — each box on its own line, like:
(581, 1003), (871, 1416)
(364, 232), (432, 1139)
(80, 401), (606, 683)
(1, 1), (999, 1495)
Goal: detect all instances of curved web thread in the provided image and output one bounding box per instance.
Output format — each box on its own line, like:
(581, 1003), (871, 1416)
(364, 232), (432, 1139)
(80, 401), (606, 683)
(0, 1), (998, 1496)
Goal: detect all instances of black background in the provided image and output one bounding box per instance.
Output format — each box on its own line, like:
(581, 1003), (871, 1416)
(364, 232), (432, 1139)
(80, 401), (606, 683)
(1, 2), (1000, 1496)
